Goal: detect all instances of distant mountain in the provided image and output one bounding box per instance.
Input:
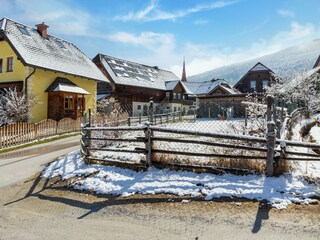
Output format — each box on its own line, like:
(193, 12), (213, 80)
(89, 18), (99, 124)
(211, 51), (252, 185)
(188, 39), (320, 85)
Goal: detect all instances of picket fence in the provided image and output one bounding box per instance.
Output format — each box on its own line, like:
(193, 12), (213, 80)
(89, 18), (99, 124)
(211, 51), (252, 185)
(0, 117), (82, 149)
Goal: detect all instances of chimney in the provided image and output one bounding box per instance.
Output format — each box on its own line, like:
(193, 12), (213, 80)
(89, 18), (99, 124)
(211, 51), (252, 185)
(36, 22), (49, 38)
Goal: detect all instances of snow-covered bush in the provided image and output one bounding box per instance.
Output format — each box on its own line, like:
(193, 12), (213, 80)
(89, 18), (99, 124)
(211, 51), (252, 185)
(0, 88), (34, 125)
(268, 69), (320, 117)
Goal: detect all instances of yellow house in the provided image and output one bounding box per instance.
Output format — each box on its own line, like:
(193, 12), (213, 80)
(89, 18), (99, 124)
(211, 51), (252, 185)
(0, 17), (109, 122)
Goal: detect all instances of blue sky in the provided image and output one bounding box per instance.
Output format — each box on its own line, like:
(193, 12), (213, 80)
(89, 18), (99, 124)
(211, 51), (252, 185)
(1, 0), (320, 77)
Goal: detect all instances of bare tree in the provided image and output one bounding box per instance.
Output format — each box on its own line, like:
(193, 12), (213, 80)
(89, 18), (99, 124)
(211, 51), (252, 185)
(268, 68), (320, 117)
(0, 88), (35, 125)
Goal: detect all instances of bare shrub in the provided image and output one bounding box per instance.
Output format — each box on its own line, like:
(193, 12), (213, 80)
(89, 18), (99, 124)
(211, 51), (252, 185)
(0, 88), (35, 125)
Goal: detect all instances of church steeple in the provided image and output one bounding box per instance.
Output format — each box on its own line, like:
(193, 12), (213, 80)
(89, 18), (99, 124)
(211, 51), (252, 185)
(181, 57), (187, 82)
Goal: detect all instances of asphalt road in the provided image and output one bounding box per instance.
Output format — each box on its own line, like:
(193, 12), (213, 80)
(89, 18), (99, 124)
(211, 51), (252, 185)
(0, 135), (81, 188)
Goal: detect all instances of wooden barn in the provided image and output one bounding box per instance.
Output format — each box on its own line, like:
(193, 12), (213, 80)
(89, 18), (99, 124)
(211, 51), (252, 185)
(93, 54), (192, 116)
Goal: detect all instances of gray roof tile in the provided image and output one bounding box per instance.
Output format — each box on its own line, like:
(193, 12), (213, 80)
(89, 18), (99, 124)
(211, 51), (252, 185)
(97, 54), (179, 90)
(1, 18), (108, 82)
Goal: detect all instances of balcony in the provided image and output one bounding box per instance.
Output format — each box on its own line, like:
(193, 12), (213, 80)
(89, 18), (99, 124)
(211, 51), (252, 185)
(170, 98), (194, 105)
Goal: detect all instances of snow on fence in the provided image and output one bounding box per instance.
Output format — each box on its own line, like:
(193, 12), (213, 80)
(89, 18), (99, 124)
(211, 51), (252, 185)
(0, 117), (82, 149)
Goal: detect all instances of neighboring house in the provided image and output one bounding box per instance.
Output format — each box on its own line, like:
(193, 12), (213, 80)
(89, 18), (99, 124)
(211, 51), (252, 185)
(164, 80), (193, 114)
(0, 17), (109, 122)
(93, 54), (190, 116)
(234, 62), (274, 93)
(195, 63), (275, 119)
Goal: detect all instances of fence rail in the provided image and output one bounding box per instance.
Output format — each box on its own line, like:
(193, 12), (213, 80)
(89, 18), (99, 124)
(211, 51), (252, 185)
(0, 117), (82, 149)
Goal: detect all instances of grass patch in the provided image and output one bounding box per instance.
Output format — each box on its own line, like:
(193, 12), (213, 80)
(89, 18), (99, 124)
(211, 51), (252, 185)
(0, 132), (80, 154)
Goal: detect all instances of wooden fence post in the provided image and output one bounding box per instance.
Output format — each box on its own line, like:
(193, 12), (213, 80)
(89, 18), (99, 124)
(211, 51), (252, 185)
(149, 101), (154, 124)
(266, 95), (275, 177)
(127, 117), (131, 126)
(144, 122), (152, 167)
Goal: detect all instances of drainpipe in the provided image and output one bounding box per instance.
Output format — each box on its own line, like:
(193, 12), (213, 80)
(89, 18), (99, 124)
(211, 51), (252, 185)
(25, 67), (36, 97)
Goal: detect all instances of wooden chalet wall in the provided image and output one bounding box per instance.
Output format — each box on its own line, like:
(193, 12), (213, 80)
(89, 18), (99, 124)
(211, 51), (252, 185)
(113, 85), (166, 105)
(235, 71), (273, 93)
(48, 92), (80, 120)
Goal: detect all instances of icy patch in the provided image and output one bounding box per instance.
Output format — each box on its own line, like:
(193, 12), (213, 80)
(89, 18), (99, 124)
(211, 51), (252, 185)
(42, 151), (319, 209)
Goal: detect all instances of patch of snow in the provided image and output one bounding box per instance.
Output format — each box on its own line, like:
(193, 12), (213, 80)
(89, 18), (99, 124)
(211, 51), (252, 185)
(42, 151), (319, 209)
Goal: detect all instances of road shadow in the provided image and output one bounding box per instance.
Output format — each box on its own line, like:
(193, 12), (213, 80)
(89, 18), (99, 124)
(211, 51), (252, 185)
(251, 175), (289, 233)
(4, 173), (260, 220)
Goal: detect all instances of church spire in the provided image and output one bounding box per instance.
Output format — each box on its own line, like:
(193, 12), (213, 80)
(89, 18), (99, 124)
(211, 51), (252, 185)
(181, 57), (187, 82)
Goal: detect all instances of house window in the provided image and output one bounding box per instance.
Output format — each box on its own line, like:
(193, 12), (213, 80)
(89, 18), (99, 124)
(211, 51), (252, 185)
(166, 92), (170, 97)
(250, 80), (256, 92)
(56, 41), (66, 48)
(65, 95), (74, 109)
(177, 93), (181, 99)
(182, 95), (185, 100)
(17, 26), (30, 36)
(262, 80), (269, 89)
(137, 105), (141, 110)
(7, 57), (13, 72)
(173, 93), (177, 99)
(0, 59), (2, 73)
(174, 107), (177, 112)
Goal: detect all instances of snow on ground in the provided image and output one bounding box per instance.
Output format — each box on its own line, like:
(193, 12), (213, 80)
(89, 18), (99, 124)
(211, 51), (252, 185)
(42, 150), (319, 209)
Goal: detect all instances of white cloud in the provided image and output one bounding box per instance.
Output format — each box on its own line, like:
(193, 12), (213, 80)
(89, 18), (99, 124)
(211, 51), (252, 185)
(193, 19), (209, 25)
(115, 0), (238, 22)
(106, 31), (175, 51)
(170, 21), (319, 77)
(3, 0), (96, 36)
(277, 9), (295, 18)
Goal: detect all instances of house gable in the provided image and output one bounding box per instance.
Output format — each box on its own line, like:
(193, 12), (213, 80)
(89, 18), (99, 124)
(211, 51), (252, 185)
(234, 62), (274, 93)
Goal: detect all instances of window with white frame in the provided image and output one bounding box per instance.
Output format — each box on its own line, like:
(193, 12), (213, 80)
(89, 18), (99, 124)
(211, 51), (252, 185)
(250, 80), (256, 91)
(262, 80), (269, 89)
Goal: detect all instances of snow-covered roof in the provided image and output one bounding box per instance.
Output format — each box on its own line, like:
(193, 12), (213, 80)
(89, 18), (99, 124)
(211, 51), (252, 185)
(186, 79), (230, 95)
(165, 80), (192, 94)
(250, 62), (273, 72)
(0, 17), (108, 82)
(93, 54), (179, 90)
(165, 80), (179, 91)
(184, 82), (202, 94)
(234, 62), (274, 89)
(0, 18), (5, 31)
(52, 83), (89, 95)
(212, 84), (238, 95)
(45, 77), (90, 95)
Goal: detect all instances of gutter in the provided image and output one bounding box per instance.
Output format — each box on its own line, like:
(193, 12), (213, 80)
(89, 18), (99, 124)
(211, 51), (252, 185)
(25, 67), (36, 96)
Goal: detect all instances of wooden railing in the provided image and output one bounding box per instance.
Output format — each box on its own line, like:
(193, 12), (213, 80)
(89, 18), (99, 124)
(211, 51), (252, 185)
(0, 117), (82, 149)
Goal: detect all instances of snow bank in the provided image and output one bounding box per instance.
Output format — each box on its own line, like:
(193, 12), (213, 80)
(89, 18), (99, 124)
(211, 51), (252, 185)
(42, 151), (319, 209)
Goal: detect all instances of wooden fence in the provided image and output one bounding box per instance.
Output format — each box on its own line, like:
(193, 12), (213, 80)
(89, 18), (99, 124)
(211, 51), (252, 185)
(80, 96), (320, 176)
(127, 111), (189, 126)
(0, 117), (82, 149)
